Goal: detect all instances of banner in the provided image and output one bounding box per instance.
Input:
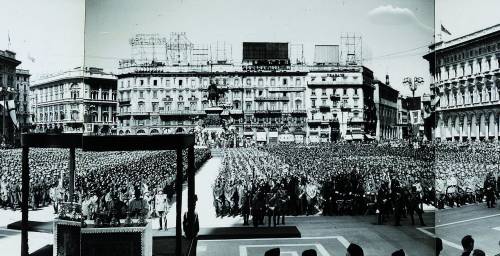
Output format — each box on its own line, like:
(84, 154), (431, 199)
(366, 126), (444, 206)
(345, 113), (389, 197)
(0, 100), (18, 128)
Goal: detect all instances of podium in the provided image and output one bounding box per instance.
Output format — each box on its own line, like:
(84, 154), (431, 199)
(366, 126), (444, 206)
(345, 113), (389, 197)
(54, 219), (152, 256)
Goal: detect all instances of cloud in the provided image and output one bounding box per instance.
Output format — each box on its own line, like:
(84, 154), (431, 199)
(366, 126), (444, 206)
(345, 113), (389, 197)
(368, 5), (433, 32)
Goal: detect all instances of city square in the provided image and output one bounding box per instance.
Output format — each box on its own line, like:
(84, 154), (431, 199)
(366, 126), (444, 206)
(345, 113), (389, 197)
(1, 0), (500, 256)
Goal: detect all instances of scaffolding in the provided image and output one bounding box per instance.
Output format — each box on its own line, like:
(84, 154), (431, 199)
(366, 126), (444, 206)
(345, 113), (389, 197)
(340, 33), (362, 65)
(290, 44), (305, 65)
(209, 41), (232, 64)
(129, 34), (167, 65)
(192, 44), (210, 66)
(166, 32), (194, 66)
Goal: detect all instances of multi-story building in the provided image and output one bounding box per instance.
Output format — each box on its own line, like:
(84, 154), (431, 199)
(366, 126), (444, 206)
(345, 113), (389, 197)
(116, 63), (309, 143)
(423, 24), (500, 141)
(396, 95), (410, 140)
(15, 69), (31, 132)
(373, 75), (399, 141)
(0, 49), (21, 145)
(31, 67), (118, 134)
(306, 65), (376, 142)
(117, 38), (379, 143)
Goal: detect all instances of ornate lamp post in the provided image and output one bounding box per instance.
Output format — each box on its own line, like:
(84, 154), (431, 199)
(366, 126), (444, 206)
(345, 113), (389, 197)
(403, 77), (424, 98)
(330, 94), (351, 140)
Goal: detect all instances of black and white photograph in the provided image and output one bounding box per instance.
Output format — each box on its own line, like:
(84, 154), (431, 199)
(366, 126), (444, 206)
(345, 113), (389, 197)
(0, 0), (499, 255)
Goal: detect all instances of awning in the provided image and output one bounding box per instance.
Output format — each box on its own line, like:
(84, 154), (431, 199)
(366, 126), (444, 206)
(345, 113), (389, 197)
(344, 135), (353, 140)
(352, 134), (363, 140)
(365, 134), (375, 140)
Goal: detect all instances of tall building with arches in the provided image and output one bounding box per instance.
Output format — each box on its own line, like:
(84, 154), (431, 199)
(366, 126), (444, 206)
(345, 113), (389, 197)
(423, 24), (500, 141)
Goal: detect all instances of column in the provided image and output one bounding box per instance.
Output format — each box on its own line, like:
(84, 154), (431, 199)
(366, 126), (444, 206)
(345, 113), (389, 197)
(476, 115), (481, 141)
(21, 146), (29, 256)
(485, 115), (490, 141)
(175, 148), (183, 256)
(467, 117), (472, 141)
(495, 114), (499, 141)
(459, 116), (464, 142)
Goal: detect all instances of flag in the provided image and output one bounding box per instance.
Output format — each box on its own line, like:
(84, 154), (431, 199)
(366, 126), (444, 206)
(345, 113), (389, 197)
(441, 24), (451, 36)
(7, 31), (11, 49)
(0, 100), (19, 128)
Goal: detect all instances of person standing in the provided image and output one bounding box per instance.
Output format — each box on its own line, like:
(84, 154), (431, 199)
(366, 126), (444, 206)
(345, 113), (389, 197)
(128, 188), (149, 219)
(408, 186), (426, 226)
(155, 190), (168, 230)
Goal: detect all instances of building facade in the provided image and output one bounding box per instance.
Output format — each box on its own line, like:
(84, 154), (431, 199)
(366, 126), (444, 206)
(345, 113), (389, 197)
(396, 95), (410, 140)
(116, 64), (309, 144)
(423, 24), (500, 141)
(116, 39), (380, 143)
(16, 69), (31, 132)
(306, 66), (376, 142)
(373, 76), (399, 141)
(0, 50), (21, 145)
(30, 67), (118, 134)
(116, 64), (379, 143)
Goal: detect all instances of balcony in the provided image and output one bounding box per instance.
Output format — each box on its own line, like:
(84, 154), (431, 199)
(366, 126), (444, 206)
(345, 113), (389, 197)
(254, 96), (290, 101)
(118, 98), (131, 104)
(319, 105), (331, 112)
(268, 87), (305, 92)
(159, 110), (205, 116)
(132, 111), (150, 117)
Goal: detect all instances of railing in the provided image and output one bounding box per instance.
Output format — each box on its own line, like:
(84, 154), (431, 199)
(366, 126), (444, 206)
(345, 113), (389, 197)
(254, 96), (290, 101)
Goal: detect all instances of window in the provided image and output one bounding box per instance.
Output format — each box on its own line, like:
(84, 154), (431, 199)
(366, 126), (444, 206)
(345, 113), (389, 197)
(258, 79), (264, 87)
(258, 90), (263, 96)
(153, 91), (158, 99)
(178, 79), (183, 87)
(311, 99), (316, 108)
(322, 89), (326, 96)
(152, 102), (159, 112)
(283, 78), (287, 85)
(153, 80), (157, 86)
(139, 91), (144, 99)
(166, 80), (170, 87)
(295, 78), (301, 86)
(270, 79), (276, 86)
(246, 79), (252, 86)
(140, 80), (144, 86)
(343, 88), (347, 95)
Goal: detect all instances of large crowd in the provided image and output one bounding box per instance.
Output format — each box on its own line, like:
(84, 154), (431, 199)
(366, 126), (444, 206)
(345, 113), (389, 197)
(0, 147), (211, 222)
(435, 141), (500, 208)
(213, 141), (499, 226)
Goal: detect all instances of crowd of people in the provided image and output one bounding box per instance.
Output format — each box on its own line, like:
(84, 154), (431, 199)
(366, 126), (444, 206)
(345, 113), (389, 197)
(434, 141), (500, 209)
(0, 147), (211, 224)
(213, 140), (499, 227)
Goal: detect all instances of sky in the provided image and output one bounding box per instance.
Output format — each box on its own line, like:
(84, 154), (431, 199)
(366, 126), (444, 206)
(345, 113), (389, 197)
(1, 0), (500, 97)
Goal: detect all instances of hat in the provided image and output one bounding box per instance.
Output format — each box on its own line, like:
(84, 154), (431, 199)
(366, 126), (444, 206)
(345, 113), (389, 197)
(347, 243), (364, 256)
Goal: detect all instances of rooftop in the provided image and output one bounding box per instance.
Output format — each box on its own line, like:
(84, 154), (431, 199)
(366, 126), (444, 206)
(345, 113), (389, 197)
(427, 23), (500, 53)
(32, 67), (116, 87)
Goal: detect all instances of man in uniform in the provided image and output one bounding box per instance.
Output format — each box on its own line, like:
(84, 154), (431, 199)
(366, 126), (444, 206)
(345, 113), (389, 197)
(128, 188), (149, 218)
(408, 186), (426, 226)
(155, 189), (168, 230)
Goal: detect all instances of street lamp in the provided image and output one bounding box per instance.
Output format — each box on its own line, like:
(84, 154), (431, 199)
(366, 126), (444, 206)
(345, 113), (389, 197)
(330, 94), (351, 140)
(403, 77), (424, 98)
